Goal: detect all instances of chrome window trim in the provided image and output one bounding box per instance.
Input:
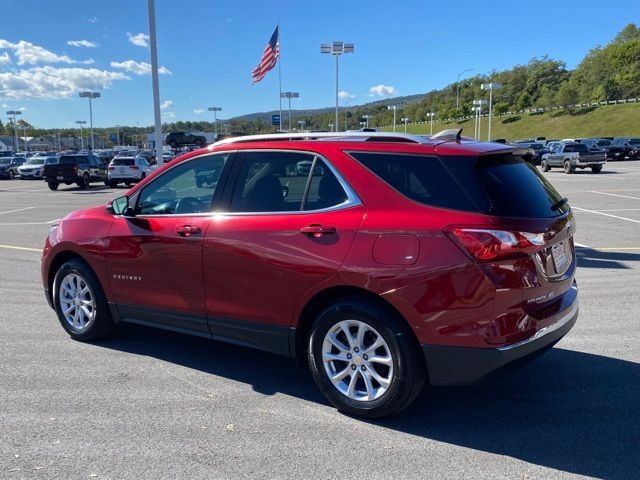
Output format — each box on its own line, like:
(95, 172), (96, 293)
(133, 148), (362, 218)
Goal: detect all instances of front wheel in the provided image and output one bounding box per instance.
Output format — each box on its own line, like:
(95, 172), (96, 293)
(563, 160), (574, 174)
(541, 160), (550, 172)
(47, 182), (59, 191)
(308, 298), (425, 418)
(78, 173), (90, 189)
(8, 170), (15, 179)
(592, 166), (602, 173)
(108, 180), (118, 188)
(52, 259), (114, 341)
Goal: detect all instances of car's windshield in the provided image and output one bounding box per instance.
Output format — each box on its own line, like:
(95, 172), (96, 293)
(596, 140), (612, 147)
(44, 157), (58, 164)
(529, 144), (544, 150)
(0, 158), (11, 165)
(25, 158), (46, 165)
(628, 139), (640, 145)
(564, 144), (588, 153)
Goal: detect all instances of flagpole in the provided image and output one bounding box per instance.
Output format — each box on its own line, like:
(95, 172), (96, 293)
(278, 24), (282, 132)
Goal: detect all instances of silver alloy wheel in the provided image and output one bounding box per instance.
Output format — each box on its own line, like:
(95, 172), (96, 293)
(58, 273), (97, 333)
(322, 320), (394, 402)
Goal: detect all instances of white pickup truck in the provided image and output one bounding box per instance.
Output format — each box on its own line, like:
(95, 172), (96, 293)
(541, 142), (606, 174)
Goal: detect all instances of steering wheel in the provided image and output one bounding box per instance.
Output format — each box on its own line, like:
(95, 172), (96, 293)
(174, 197), (203, 214)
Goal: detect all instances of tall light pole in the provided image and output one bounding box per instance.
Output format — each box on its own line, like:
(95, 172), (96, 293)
(75, 121), (87, 149)
(427, 112), (435, 135)
(147, 0), (163, 165)
(22, 123), (28, 152)
(320, 41), (354, 131)
(297, 120), (306, 131)
(116, 124), (120, 146)
(401, 117), (410, 133)
(387, 105), (397, 132)
(362, 114), (372, 129)
(456, 68), (474, 110)
(208, 106), (222, 136)
(472, 100), (487, 140)
(6, 110), (21, 152)
(79, 91), (100, 150)
(343, 97), (353, 131)
(279, 92), (299, 132)
(481, 82), (502, 141)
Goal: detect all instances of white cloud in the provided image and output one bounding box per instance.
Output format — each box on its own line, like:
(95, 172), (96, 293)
(160, 100), (173, 110)
(338, 90), (355, 100)
(19, 107), (26, 111)
(85, 16), (99, 24)
(0, 52), (9, 64)
(368, 84), (398, 97)
(0, 66), (129, 99)
(110, 60), (172, 75)
(162, 111), (176, 120)
(127, 33), (149, 48)
(67, 40), (99, 48)
(193, 108), (204, 114)
(0, 39), (94, 66)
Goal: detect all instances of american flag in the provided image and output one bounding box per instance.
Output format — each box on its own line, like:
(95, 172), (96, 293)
(252, 26), (279, 84)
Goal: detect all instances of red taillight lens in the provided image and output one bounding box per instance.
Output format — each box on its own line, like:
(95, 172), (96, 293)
(108, 166), (115, 170)
(73, 165), (78, 174)
(445, 227), (545, 262)
(130, 165), (139, 170)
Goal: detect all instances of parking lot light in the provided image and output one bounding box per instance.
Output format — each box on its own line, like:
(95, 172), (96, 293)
(280, 92), (299, 132)
(208, 107), (222, 135)
(362, 114), (372, 129)
(75, 121), (87, 150)
(456, 68), (474, 109)
(472, 99), (488, 140)
(321, 41), (354, 131)
(401, 117), (410, 133)
(427, 112), (435, 135)
(79, 92), (100, 150)
(297, 120), (306, 131)
(6, 110), (21, 152)
(328, 122), (334, 132)
(481, 82), (502, 141)
(388, 105), (397, 132)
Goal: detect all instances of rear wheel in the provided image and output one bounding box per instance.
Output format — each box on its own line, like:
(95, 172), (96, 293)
(168, 140), (177, 148)
(591, 166), (602, 173)
(52, 259), (114, 341)
(47, 182), (59, 191)
(563, 160), (574, 174)
(108, 180), (118, 188)
(541, 160), (550, 172)
(78, 173), (90, 189)
(8, 169), (15, 179)
(308, 298), (425, 418)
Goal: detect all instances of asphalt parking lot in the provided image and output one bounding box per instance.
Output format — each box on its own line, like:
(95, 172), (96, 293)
(1, 164), (639, 480)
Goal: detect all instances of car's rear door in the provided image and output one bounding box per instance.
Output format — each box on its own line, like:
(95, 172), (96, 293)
(202, 150), (365, 354)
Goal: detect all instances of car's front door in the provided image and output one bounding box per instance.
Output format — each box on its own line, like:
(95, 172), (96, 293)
(105, 151), (233, 335)
(202, 150), (365, 354)
(549, 146), (562, 166)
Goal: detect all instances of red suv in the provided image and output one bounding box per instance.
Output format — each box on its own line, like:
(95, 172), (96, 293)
(42, 131), (578, 418)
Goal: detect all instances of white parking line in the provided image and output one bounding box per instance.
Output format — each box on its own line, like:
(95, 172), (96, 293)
(572, 206), (640, 224)
(0, 207), (35, 215)
(591, 191), (640, 201)
(574, 242), (592, 248)
(598, 208), (640, 212)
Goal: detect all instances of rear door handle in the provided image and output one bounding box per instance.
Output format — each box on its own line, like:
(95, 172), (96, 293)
(300, 224), (336, 237)
(175, 225), (201, 237)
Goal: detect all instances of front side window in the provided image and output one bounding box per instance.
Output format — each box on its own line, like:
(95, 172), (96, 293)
(230, 151), (348, 213)
(135, 153), (229, 215)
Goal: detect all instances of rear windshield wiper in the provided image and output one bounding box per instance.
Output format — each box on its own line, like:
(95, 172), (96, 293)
(551, 197), (569, 211)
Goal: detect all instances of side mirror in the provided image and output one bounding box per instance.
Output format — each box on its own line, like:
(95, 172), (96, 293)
(108, 196), (132, 216)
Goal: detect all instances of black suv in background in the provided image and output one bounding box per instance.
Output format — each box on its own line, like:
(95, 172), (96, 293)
(43, 154), (108, 190)
(612, 137), (640, 160)
(165, 132), (207, 148)
(0, 156), (25, 179)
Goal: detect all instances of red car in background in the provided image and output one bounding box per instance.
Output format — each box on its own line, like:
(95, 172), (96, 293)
(41, 130), (578, 418)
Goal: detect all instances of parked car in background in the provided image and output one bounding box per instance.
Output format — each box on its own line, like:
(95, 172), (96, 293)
(611, 137), (640, 159)
(107, 156), (151, 187)
(545, 141), (562, 153)
(43, 154), (108, 190)
(523, 143), (548, 165)
(17, 157), (49, 179)
(165, 131), (207, 148)
(42, 131), (578, 418)
(0, 156), (25, 179)
(541, 142), (606, 173)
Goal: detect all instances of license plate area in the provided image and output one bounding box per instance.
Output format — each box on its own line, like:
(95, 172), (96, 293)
(551, 241), (569, 273)
(57, 176), (64, 180)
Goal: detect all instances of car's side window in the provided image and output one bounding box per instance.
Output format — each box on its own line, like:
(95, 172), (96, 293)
(135, 153), (229, 216)
(229, 151), (349, 213)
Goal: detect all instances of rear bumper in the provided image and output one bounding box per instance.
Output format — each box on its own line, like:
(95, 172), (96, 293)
(422, 286), (578, 386)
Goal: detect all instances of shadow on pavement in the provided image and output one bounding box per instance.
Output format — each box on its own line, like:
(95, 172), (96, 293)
(576, 246), (640, 269)
(98, 323), (639, 479)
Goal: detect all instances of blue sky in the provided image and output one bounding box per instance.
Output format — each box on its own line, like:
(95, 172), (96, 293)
(0, 0), (637, 128)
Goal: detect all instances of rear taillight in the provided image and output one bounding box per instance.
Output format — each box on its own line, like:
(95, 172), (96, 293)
(73, 165), (78, 174)
(130, 166), (139, 170)
(108, 166), (115, 171)
(445, 227), (545, 262)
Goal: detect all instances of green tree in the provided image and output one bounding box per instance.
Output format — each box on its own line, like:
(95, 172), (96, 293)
(493, 102), (509, 116)
(557, 81), (580, 109)
(515, 92), (532, 111)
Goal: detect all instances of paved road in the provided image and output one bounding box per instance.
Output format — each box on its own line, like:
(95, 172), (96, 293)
(1, 163), (639, 479)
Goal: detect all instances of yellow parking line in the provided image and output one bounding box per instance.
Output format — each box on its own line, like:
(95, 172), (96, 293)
(0, 244), (41, 252)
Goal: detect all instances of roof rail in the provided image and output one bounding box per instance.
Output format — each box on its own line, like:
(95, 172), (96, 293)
(213, 131), (431, 146)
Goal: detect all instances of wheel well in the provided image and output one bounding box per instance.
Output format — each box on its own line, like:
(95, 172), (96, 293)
(294, 286), (422, 368)
(47, 251), (86, 302)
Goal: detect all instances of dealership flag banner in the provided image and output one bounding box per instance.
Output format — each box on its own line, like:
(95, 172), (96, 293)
(252, 26), (280, 84)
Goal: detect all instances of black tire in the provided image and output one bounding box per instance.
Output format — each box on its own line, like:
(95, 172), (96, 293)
(592, 166), (602, 173)
(141, 172), (146, 180)
(52, 259), (114, 341)
(308, 298), (425, 418)
(104, 178), (110, 187)
(78, 173), (90, 189)
(8, 169), (15, 179)
(168, 140), (177, 148)
(108, 180), (118, 188)
(47, 182), (59, 191)
(563, 160), (574, 174)
(541, 160), (550, 172)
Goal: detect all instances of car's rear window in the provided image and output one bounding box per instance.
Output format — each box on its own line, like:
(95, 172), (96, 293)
(112, 158), (135, 166)
(351, 151), (568, 218)
(564, 144), (588, 153)
(59, 156), (86, 164)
